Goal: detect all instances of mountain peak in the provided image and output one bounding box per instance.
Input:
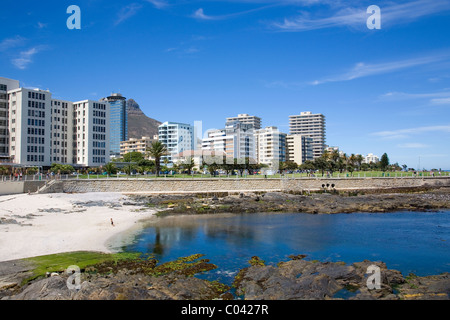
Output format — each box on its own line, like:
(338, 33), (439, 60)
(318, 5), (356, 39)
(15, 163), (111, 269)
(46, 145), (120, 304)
(126, 99), (161, 139)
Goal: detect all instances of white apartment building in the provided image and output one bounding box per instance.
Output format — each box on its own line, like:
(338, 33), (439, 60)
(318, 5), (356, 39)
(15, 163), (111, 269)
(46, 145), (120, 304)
(120, 136), (158, 157)
(201, 122), (257, 163)
(2, 77), (111, 168)
(286, 134), (313, 165)
(364, 153), (379, 164)
(0, 77), (19, 161)
(254, 126), (286, 166)
(158, 122), (194, 163)
(226, 113), (262, 130)
(202, 129), (234, 158)
(73, 100), (109, 167)
(289, 111), (326, 159)
(8, 87), (52, 166)
(225, 121), (256, 161)
(50, 99), (73, 164)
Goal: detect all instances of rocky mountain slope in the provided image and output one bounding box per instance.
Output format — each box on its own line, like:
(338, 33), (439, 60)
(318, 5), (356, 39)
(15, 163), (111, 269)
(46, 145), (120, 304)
(127, 99), (161, 139)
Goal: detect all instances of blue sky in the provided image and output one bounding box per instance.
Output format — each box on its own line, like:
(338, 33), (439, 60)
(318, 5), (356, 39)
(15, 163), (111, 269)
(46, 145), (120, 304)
(1, 0), (450, 169)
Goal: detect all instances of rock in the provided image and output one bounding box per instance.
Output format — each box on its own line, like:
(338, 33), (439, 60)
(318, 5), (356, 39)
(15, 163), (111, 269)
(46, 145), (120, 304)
(3, 276), (73, 300)
(231, 257), (447, 300)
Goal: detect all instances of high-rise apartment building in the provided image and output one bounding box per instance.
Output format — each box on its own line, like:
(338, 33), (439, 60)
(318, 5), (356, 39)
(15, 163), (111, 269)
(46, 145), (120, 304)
(1, 77), (110, 168)
(101, 93), (127, 157)
(289, 111), (326, 159)
(8, 87), (52, 166)
(50, 99), (73, 164)
(73, 100), (109, 167)
(286, 135), (313, 165)
(201, 129), (232, 158)
(225, 121), (256, 161)
(226, 114), (261, 130)
(158, 122), (194, 163)
(0, 77), (19, 161)
(254, 126), (286, 166)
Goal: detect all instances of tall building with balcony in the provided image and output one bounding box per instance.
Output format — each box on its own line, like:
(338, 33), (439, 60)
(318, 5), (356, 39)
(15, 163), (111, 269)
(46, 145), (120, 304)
(0, 77), (19, 161)
(50, 99), (73, 164)
(158, 122), (194, 163)
(225, 121), (256, 161)
(289, 111), (326, 159)
(101, 93), (127, 158)
(120, 136), (158, 157)
(286, 135), (313, 165)
(7, 87), (52, 166)
(201, 129), (232, 157)
(72, 100), (109, 167)
(226, 113), (261, 130)
(254, 126), (286, 166)
(1, 76), (110, 168)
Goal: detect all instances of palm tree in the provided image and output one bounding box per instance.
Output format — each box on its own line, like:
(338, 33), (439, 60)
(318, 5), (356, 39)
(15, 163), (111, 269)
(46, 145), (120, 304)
(104, 162), (117, 175)
(347, 154), (357, 176)
(183, 157), (195, 175)
(146, 141), (168, 177)
(355, 154), (364, 171)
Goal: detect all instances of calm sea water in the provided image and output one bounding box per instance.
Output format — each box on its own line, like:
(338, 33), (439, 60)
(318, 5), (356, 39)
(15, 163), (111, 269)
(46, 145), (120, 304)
(123, 211), (450, 284)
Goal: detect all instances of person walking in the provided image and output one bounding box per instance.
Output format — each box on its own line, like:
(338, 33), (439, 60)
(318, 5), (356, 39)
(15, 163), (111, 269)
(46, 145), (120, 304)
(110, 218), (115, 227)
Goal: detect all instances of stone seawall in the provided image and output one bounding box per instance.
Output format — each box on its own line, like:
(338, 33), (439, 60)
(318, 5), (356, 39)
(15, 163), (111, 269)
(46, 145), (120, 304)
(37, 177), (450, 194)
(0, 181), (46, 195)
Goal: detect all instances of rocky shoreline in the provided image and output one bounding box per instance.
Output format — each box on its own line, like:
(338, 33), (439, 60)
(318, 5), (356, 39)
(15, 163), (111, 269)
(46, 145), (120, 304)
(1, 254), (449, 300)
(1, 187), (449, 300)
(129, 187), (450, 215)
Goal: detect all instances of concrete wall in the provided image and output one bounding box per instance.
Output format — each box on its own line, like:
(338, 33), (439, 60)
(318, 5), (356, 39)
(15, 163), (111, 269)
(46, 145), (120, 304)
(35, 177), (450, 194)
(0, 181), (46, 195)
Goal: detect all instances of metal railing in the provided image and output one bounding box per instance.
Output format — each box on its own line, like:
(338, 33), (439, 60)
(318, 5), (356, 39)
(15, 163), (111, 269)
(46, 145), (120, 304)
(0, 171), (449, 182)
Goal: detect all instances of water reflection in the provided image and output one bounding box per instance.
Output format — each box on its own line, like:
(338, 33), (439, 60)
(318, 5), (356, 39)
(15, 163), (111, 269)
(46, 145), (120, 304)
(125, 211), (450, 283)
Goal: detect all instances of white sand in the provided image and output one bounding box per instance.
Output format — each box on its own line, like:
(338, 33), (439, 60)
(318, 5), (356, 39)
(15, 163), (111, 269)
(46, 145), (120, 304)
(0, 192), (157, 262)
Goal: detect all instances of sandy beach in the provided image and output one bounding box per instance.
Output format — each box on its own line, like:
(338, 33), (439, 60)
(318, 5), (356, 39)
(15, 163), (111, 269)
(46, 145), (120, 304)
(0, 192), (157, 262)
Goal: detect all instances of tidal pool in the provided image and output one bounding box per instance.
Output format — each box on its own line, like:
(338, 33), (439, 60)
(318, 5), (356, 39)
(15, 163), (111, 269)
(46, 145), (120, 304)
(122, 211), (450, 285)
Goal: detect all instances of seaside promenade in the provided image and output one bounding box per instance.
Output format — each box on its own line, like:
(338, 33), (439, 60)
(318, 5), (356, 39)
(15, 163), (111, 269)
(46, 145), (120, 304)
(1, 174), (449, 196)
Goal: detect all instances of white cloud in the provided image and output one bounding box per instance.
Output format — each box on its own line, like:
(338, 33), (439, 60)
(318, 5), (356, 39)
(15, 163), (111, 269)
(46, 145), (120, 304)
(381, 91), (450, 100)
(11, 47), (42, 70)
(397, 143), (429, 149)
(146, 0), (169, 9)
(0, 36), (26, 52)
(114, 3), (143, 26)
(271, 0), (450, 32)
(192, 4), (276, 21)
(380, 90), (450, 106)
(372, 125), (450, 140)
(192, 8), (218, 20)
(311, 53), (450, 85)
(431, 98), (450, 105)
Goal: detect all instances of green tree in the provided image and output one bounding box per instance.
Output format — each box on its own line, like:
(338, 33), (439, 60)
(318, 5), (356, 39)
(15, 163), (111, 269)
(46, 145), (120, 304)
(300, 160), (315, 172)
(104, 162), (117, 175)
(282, 161), (298, 172)
(146, 141), (168, 177)
(137, 159), (155, 174)
(181, 157), (195, 175)
(50, 163), (74, 174)
(355, 154), (364, 171)
(123, 151), (144, 163)
(380, 153), (390, 172)
(314, 157), (328, 177)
